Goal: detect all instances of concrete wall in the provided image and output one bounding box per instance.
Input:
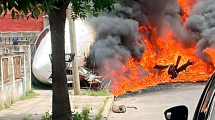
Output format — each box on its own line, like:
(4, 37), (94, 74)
(0, 46), (31, 107)
(0, 79), (23, 107)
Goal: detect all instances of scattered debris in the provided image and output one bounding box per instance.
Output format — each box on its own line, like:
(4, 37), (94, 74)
(112, 105), (137, 113)
(168, 58), (194, 79)
(153, 56), (194, 79)
(112, 105), (126, 113)
(78, 66), (103, 83)
(114, 96), (117, 101)
(127, 106), (137, 109)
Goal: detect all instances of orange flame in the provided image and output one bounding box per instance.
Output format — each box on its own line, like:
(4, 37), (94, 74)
(178, 0), (196, 22)
(204, 48), (215, 66)
(104, 29), (215, 98)
(102, 0), (215, 98)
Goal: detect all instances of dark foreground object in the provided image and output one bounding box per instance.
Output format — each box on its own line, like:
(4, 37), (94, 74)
(164, 105), (188, 120)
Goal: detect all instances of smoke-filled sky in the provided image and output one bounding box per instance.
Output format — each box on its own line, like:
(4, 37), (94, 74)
(186, 0), (215, 63)
(86, 0), (215, 76)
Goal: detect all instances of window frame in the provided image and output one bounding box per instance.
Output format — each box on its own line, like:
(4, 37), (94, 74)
(193, 72), (215, 120)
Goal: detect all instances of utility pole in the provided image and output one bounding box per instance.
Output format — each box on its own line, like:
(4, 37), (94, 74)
(68, 3), (80, 95)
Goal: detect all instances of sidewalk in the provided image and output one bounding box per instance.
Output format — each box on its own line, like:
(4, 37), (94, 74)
(0, 90), (114, 120)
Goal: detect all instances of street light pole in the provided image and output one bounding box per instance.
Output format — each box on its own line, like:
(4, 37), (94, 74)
(67, 3), (80, 95)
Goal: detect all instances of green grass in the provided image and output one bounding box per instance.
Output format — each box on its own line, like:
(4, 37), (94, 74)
(74, 105), (79, 109)
(41, 111), (52, 120)
(0, 105), (4, 111)
(22, 117), (30, 120)
(20, 90), (37, 100)
(81, 90), (111, 96)
(23, 115), (32, 120)
(95, 97), (109, 120)
(0, 90), (37, 111)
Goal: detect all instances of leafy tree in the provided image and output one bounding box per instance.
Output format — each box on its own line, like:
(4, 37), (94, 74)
(0, 0), (120, 119)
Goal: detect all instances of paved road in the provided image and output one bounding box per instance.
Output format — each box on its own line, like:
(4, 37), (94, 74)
(109, 83), (206, 120)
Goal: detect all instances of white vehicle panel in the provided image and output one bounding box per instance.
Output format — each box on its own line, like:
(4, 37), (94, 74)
(32, 18), (96, 84)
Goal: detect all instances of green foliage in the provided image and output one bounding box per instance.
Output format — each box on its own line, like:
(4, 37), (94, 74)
(73, 108), (90, 120)
(0, 0), (121, 20)
(74, 105), (79, 109)
(41, 108), (91, 120)
(23, 115), (32, 120)
(70, 0), (119, 20)
(22, 116), (31, 120)
(20, 90), (37, 100)
(0, 105), (4, 111)
(81, 90), (111, 96)
(22, 117), (30, 120)
(95, 97), (109, 120)
(42, 111), (52, 120)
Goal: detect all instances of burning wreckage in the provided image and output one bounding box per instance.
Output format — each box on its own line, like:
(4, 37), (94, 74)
(34, 0), (215, 96)
(54, 0), (215, 98)
(78, 55), (194, 90)
(154, 56), (194, 79)
(84, 0), (215, 98)
(78, 66), (103, 84)
(64, 53), (104, 87)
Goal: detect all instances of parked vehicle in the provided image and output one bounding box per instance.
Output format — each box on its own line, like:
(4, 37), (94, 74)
(164, 72), (215, 120)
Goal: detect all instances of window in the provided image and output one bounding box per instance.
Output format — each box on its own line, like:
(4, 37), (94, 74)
(2, 58), (9, 82)
(13, 56), (21, 78)
(208, 98), (215, 120)
(196, 74), (215, 120)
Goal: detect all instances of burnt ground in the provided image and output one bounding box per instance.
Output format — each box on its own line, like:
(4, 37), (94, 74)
(121, 81), (207, 97)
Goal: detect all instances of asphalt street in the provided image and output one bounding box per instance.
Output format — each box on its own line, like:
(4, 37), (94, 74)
(109, 82), (206, 120)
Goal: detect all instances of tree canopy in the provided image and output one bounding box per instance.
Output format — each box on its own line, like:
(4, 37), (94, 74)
(0, 0), (122, 20)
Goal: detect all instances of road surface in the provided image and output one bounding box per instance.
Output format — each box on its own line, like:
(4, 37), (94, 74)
(109, 82), (206, 120)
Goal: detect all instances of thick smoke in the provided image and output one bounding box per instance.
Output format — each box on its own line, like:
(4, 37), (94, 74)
(86, 0), (149, 77)
(86, 0), (215, 78)
(185, 0), (215, 63)
(85, 0), (184, 77)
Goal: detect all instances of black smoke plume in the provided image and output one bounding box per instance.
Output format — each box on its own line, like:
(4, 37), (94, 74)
(86, 0), (215, 77)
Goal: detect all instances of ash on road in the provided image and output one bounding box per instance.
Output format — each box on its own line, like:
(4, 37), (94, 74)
(110, 82), (206, 120)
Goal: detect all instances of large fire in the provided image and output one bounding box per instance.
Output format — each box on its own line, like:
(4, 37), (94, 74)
(103, 0), (215, 98)
(105, 30), (215, 97)
(178, 0), (196, 22)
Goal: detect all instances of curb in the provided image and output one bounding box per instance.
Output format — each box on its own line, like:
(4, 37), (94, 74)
(101, 95), (114, 120)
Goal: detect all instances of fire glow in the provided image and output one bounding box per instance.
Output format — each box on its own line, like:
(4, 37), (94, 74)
(103, 0), (215, 98)
(178, 0), (196, 22)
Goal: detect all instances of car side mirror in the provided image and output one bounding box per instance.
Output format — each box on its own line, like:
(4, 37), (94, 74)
(164, 105), (188, 120)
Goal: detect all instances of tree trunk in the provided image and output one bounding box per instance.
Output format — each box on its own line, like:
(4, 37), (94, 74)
(49, 3), (72, 120)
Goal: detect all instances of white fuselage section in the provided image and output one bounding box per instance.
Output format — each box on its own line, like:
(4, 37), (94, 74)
(32, 19), (96, 84)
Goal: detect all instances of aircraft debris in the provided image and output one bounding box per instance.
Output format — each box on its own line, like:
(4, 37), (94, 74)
(112, 105), (137, 113)
(78, 66), (103, 83)
(112, 105), (126, 113)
